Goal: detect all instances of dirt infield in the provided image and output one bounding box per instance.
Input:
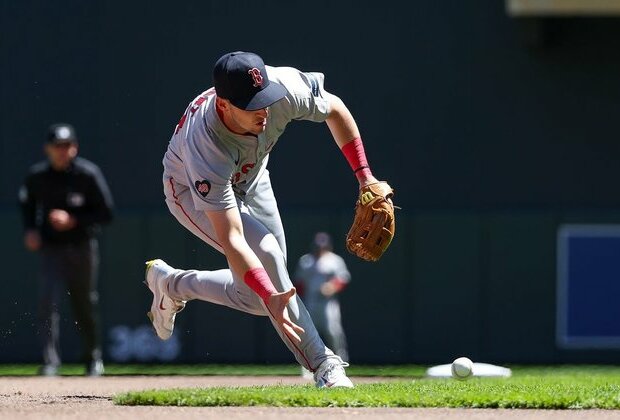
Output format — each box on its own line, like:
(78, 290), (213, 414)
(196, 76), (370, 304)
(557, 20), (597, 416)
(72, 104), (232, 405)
(1, 376), (620, 420)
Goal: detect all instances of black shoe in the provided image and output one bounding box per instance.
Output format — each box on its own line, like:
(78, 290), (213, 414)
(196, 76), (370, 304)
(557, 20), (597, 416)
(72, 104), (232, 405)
(38, 364), (59, 377)
(86, 359), (104, 377)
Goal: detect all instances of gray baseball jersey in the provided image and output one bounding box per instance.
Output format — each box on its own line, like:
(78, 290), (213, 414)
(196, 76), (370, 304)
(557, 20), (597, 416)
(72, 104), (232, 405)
(163, 66), (330, 210)
(295, 252), (351, 312)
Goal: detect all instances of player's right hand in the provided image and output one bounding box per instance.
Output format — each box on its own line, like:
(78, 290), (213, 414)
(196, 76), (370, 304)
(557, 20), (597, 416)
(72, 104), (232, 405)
(48, 209), (77, 231)
(266, 288), (305, 345)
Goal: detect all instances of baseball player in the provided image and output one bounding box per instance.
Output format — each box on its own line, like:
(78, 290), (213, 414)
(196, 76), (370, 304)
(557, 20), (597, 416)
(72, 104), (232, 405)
(145, 51), (385, 388)
(294, 232), (351, 363)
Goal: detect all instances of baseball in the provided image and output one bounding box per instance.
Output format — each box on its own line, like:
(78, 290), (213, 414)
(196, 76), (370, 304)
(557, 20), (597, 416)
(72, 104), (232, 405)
(451, 357), (474, 380)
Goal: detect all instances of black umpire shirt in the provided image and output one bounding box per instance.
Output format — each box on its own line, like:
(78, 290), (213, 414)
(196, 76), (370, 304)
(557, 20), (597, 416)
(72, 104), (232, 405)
(19, 157), (114, 245)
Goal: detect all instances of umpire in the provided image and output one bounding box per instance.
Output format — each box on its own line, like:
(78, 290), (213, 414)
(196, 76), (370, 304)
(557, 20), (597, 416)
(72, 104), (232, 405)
(18, 123), (114, 376)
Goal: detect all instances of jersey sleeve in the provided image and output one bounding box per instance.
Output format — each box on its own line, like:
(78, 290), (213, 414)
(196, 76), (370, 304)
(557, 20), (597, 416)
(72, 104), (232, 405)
(182, 133), (237, 212)
(294, 254), (314, 283)
(333, 255), (351, 283)
(18, 173), (37, 230)
(268, 67), (331, 123)
(75, 163), (114, 227)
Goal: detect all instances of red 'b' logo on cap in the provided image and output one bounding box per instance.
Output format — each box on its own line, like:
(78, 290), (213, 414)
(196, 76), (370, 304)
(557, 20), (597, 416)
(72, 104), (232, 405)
(248, 68), (263, 87)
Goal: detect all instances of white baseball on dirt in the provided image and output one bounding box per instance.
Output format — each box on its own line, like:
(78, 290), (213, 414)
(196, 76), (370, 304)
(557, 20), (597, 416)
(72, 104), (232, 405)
(451, 357), (474, 380)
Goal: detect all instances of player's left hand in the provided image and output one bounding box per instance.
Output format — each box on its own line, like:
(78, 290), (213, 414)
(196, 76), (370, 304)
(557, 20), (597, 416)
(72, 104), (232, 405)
(266, 288), (305, 344)
(346, 181), (396, 261)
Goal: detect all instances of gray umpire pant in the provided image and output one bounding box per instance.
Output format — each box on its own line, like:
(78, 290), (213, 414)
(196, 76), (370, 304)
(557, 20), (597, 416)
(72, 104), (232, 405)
(162, 172), (342, 371)
(38, 239), (101, 367)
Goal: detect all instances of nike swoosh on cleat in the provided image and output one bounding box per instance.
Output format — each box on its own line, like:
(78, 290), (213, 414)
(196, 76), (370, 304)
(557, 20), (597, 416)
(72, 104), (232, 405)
(320, 375), (336, 387)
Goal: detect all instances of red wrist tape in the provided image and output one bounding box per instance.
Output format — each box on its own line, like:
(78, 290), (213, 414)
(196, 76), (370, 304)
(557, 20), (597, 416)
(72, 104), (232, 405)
(244, 267), (277, 304)
(341, 137), (372, 181)
(330, 277), (348, 293)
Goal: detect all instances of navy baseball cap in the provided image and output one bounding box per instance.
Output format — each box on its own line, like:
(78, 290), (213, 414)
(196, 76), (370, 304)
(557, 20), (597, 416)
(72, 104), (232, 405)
(213, 51), (287, 111)
(312, 232), (333, 252)
(47, 123), (78, 144)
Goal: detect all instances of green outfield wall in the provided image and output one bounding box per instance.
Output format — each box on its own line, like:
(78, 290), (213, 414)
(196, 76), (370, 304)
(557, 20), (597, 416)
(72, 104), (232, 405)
(2, 1), (620, 363)
(2, 210), (620, 364)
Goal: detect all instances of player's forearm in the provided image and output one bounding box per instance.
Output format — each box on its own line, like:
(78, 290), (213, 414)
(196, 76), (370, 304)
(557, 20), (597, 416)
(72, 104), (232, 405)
(326, 95), (377, 185)
(221, 233), (262, 275)
(325, 93), (360, 148)
(223, 236), (278, 304)
(207, 208), (278, 303)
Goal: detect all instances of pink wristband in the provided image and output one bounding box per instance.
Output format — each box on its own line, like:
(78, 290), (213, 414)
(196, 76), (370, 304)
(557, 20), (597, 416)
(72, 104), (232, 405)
(341, 137), (373, 182)
(244, 267), (278, 304)
(329, 277), (348, 293)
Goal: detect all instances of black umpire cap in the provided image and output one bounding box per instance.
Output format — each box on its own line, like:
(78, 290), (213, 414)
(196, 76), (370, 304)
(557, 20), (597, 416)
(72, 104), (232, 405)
(47, 123), (78, 144)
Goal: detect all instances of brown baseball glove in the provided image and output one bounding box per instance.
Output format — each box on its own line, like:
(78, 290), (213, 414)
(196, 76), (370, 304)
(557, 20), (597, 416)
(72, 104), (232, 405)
(346, 181), (395, 262)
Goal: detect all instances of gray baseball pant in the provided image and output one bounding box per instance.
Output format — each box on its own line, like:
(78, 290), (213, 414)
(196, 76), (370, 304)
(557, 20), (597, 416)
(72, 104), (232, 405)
(307, 299), (349, 362)
(161, 172), (340, 371)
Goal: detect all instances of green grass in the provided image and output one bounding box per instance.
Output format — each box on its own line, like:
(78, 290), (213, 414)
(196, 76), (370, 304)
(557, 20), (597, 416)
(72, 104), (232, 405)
(4, 364), (620, 409)
(112, 365), (620, 409)
(114, 375), (620, 409)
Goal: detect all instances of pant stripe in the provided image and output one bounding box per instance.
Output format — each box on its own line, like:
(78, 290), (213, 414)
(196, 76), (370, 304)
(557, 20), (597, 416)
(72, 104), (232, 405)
(168, 177), (221, 248)
(168, 176), (316, 372)
(265, 305), (314, 371)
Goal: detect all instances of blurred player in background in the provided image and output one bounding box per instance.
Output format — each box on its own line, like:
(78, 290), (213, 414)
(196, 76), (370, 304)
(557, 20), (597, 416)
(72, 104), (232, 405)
(295, 232), (351, 362)
(145, 51), (386, 388)
(294, 232), (351, 379)
(19, 123), (114, 376)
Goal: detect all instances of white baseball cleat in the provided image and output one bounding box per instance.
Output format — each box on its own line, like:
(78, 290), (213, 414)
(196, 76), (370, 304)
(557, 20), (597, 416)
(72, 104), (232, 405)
(314, 359), (354, 388)
(144, 259), (186, 340)
(301, 366), (314, 380)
